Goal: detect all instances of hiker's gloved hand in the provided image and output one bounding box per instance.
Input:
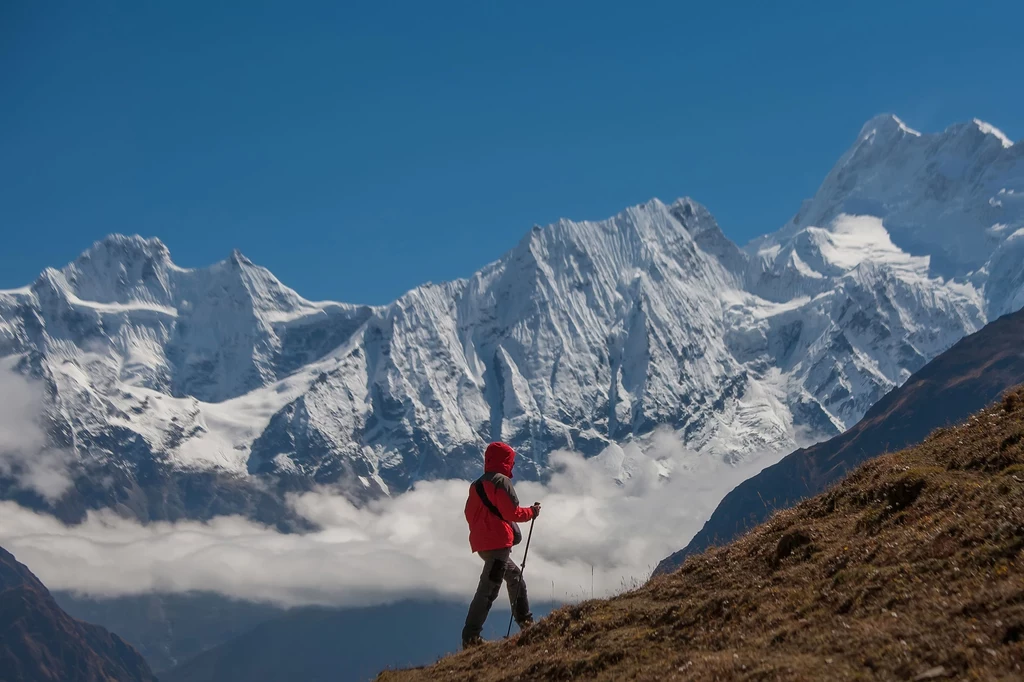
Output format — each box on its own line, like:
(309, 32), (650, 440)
(531, 502), (541, 518)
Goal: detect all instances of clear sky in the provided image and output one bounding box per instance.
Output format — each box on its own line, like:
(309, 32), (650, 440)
(2, 1), (1021, 305)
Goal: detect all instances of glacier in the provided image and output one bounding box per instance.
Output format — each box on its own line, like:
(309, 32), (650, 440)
(0, 114), (1021, 523)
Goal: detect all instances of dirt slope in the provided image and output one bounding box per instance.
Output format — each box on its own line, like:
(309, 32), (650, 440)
(380, 387), (1024, 681)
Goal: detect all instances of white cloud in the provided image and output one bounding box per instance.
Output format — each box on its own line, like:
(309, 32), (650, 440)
(0, 362), (74, 502)
(0, 431), (788, 608)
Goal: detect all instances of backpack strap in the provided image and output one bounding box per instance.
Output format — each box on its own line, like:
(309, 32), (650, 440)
(474, 479), (506, 522)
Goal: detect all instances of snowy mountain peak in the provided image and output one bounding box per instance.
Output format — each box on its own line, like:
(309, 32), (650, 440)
(754, 113), (1024, 284)
(669, 197), (713, 230)
(82, 234), (171, 262)
(858, 113), (921, 141)
(668, 197), (747, 279)
(524, 197), (689, 268)
(54, 234), (175, 307)
(229, 249), (254, 267)
(971, 118), (1014, 148)
(933, 119), (1017, 158)
(1, 114), (1021, 523)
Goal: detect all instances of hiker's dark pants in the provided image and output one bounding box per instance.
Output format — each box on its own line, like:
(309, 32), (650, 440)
(462, 548), (531, 642)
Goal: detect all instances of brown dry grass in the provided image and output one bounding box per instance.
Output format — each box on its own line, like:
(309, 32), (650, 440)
(379, 387), (1024, 681)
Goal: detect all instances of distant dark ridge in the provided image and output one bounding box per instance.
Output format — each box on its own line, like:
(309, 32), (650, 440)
(0, 546), (156, 682)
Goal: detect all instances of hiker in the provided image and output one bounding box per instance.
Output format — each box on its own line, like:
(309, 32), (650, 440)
(461, 441), (541, 648)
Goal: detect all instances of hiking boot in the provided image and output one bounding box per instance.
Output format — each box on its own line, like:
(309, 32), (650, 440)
(516, 616), (535, 631)
(462, 635), (484, 650)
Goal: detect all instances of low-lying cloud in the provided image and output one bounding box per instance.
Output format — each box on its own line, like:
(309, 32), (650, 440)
(0, 433), (787, 608)
(0, 361), (74, 502)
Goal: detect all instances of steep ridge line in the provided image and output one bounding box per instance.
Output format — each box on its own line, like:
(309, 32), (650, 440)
(379, 386), (1024, 681)
(0, 546), (157, 682)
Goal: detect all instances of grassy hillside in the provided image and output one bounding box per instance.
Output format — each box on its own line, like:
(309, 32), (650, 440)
(380, 387), (1024, 681)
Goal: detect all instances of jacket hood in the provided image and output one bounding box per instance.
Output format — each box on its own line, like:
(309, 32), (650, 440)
(484, 442), (516, 477)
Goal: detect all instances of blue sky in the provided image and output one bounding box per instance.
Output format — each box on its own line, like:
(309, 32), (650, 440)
(2, 1), (1021, 305)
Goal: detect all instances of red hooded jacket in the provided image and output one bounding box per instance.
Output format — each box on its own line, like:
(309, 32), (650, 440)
(465, 442), (535, 552)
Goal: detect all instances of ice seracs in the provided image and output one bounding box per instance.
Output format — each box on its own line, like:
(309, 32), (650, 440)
(0, 114), (1022, 521)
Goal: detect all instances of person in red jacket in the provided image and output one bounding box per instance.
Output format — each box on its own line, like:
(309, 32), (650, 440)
(461, 441), (541, 648)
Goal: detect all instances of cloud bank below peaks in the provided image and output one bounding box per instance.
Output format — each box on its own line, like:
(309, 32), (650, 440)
(0, 432), (789, 608)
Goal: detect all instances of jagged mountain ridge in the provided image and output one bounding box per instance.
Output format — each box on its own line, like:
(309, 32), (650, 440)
(0, 114), (1021, 519)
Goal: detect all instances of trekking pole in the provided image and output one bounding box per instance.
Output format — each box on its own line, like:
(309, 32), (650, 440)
(506, 516), (536, 638)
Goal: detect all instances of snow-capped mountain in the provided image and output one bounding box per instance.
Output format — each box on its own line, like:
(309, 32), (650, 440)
(1, 114), (1021, 521)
